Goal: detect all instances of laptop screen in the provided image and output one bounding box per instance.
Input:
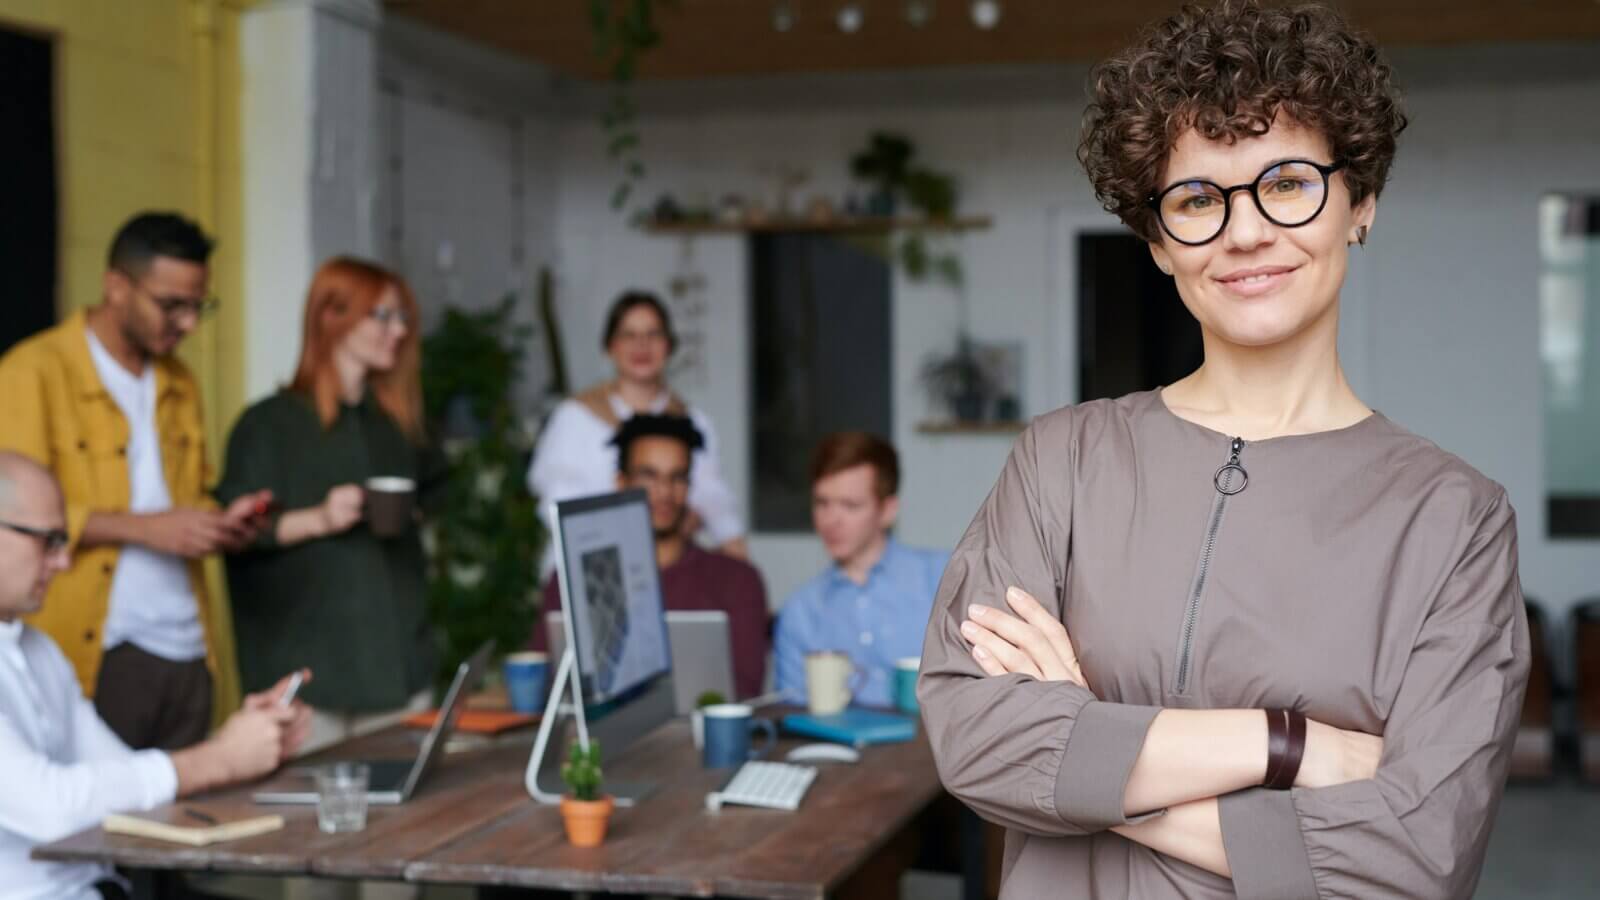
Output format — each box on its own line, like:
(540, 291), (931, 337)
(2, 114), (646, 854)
(400, 641), (491, 798)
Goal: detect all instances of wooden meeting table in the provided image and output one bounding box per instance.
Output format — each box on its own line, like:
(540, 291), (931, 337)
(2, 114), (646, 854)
(34, 711), (985, 899)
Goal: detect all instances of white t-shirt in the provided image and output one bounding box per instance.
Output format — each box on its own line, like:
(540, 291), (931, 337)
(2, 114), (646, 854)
(526, 390), (744, 571)
(84, 332), (205, 663)
(0, 620), (178, 900)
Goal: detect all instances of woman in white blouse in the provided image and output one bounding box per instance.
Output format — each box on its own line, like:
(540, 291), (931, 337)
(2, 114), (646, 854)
(528, 291), (747, 558)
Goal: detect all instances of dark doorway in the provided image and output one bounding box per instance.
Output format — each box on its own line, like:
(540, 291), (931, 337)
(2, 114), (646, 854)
(0, 25), (57, 355)
(1078, 232), (1201, 402)
(750, 233), (892, 531)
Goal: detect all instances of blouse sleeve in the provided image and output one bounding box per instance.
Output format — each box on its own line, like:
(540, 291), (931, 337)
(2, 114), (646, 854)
(918, 416), (1163, 836)
(528, 401), (603, 526)
(686, 408), (745, 545)
(214, 402), (285, 553)
(1218, 490), (1529, 900)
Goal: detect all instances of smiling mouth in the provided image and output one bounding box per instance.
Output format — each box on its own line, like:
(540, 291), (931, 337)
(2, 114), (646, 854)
(1214, 265), (1300, 296)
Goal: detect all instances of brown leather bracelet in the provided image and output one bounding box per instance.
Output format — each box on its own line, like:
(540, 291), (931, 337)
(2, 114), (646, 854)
(1269, 709), (1307, 790)
(1264, 708), (1288, 787)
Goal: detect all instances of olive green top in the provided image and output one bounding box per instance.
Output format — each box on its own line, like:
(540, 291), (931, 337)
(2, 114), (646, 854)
(216, 391), (446, 713)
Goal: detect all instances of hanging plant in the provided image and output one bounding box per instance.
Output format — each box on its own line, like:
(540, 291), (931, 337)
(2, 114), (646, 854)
(590, 0), (666, 211)
(848, 131), (965, 289)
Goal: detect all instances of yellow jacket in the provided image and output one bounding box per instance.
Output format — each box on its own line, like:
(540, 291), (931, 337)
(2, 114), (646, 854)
(0, 311), (218, 694)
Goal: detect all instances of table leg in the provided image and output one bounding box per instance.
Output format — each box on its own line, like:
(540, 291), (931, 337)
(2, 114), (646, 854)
(124, 869), (196, 899)
(831, 820), (920, 900)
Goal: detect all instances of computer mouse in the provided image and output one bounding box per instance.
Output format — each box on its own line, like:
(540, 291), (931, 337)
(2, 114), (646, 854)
(785, 742), (860, 765)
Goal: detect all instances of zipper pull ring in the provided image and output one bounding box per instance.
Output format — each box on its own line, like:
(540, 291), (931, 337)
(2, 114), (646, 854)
(1214, 437), (1248, 495)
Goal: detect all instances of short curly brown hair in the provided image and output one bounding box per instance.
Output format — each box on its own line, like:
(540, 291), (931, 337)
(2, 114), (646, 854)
(1077, 0), (1407, 243)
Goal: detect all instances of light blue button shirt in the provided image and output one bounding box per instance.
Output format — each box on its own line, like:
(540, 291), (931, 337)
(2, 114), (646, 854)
(774, 539), (951, 708)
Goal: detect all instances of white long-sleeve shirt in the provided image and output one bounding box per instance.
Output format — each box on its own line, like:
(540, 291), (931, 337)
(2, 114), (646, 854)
(527, 391), (745, 552)
(0, 619), (178, 900)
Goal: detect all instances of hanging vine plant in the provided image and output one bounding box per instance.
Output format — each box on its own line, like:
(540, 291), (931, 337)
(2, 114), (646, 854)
(590, 0), (666, 211)
(849, 131), (965, 289)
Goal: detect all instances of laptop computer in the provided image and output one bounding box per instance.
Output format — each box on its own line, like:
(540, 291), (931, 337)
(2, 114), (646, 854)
(546, 609), (735, 714)
(252, 641), (493, 806)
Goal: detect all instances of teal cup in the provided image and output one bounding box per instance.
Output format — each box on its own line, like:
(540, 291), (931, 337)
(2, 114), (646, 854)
(894, 657), (920, 715)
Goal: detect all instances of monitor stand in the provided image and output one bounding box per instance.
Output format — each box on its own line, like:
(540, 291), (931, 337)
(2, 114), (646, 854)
(524, 647), (676, 807)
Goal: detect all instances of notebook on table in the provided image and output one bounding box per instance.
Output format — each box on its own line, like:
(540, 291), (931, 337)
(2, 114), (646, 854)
(103, 808), (284, 846)
(780, 709), (917, 748)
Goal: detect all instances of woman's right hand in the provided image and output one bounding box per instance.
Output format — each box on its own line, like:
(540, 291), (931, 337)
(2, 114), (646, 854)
(1296, 718), (1384, 788)
(319, 484), (365, 536)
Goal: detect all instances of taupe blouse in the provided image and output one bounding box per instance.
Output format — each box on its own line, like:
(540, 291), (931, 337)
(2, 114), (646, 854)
(919, 389), (1529, 899)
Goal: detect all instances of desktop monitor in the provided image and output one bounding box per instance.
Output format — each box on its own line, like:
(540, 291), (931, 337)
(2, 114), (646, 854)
(551, 488), (673, 705)
(547, 610), (735, 716)
(532, 489), (677, 804)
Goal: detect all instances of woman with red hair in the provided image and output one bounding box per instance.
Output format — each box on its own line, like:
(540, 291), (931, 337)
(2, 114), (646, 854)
(218, 257), (444, 753)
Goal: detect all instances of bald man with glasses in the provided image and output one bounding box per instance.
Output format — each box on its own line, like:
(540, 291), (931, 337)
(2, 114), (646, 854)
(0, 452), (310, 900)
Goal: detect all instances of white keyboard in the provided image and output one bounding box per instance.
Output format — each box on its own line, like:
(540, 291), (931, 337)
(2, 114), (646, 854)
(705, 761), (818, 811)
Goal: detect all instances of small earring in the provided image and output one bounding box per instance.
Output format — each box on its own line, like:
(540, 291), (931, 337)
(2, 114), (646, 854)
(1356, 225), (1368, 247)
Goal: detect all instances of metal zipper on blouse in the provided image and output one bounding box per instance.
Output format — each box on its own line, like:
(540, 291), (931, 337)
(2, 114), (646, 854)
(1173, 437), (1249, 695)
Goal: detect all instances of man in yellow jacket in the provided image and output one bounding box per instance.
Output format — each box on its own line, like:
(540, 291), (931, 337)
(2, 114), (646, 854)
(0, 212), (271, 751)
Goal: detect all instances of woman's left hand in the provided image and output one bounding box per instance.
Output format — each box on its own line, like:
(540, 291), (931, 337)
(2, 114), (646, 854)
(960, 586), (1087, 687)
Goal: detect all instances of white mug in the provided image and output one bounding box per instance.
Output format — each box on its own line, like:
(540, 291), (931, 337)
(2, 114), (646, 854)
(804, 651), (864, 715)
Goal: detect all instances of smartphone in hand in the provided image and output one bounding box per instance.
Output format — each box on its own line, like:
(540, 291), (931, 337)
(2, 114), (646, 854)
(278, 671), (304, 708)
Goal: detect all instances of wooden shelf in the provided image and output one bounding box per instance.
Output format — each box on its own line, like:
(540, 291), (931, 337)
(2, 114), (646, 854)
(640, 215), (993, 235)
(916, 420), (1027, 435)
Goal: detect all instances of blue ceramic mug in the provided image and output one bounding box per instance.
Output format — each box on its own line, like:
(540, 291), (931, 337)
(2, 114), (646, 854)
(503, 652), (549, 714)
(701, 703), (778, 769)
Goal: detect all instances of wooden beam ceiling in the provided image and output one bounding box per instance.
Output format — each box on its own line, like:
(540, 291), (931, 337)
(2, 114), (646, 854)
(384, 0), (1600, 81)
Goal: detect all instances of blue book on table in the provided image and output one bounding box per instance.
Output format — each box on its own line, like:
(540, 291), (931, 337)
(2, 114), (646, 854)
(780, 709), (917, 748)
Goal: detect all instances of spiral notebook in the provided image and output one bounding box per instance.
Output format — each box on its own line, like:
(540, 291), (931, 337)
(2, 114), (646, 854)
(103, 808), (284, 846)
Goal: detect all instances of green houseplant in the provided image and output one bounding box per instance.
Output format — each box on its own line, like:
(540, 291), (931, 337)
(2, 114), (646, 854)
(559, 739), (614, 846)
(850, 133), (913, 215)
(420, 296), (546, 688)
(848, 131), (965, 289)
(921, 336), (995, 423)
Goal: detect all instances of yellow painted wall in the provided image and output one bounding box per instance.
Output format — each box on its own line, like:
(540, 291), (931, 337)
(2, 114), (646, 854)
(0, 0), (263, 721)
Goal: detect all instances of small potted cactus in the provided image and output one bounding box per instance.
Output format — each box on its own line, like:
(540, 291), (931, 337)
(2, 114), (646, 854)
(559, 739), (613, 847)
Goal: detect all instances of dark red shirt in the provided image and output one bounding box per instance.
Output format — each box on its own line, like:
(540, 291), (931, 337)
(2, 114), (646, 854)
(533, 544), (770, 699)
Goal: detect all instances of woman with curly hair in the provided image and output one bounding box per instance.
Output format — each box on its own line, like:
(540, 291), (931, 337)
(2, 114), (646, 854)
(919, 3), (1528, 898)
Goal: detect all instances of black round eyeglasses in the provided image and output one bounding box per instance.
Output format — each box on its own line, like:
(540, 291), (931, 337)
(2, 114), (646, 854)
(1146, 159), (1346, 246)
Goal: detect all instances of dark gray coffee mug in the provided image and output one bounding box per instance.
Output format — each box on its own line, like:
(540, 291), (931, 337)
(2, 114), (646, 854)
(700, 704), (777, 769)
(365, 477), (415, 538)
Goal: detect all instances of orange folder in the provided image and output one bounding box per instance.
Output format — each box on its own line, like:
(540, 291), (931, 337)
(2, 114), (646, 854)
(401, 709), (537, 735)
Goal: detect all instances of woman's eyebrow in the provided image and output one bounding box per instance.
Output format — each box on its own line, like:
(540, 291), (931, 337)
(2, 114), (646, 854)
(1159, 157), (1305, 191)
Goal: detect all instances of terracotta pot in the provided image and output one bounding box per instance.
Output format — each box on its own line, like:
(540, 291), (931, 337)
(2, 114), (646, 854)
(560, 795), (615, 847)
